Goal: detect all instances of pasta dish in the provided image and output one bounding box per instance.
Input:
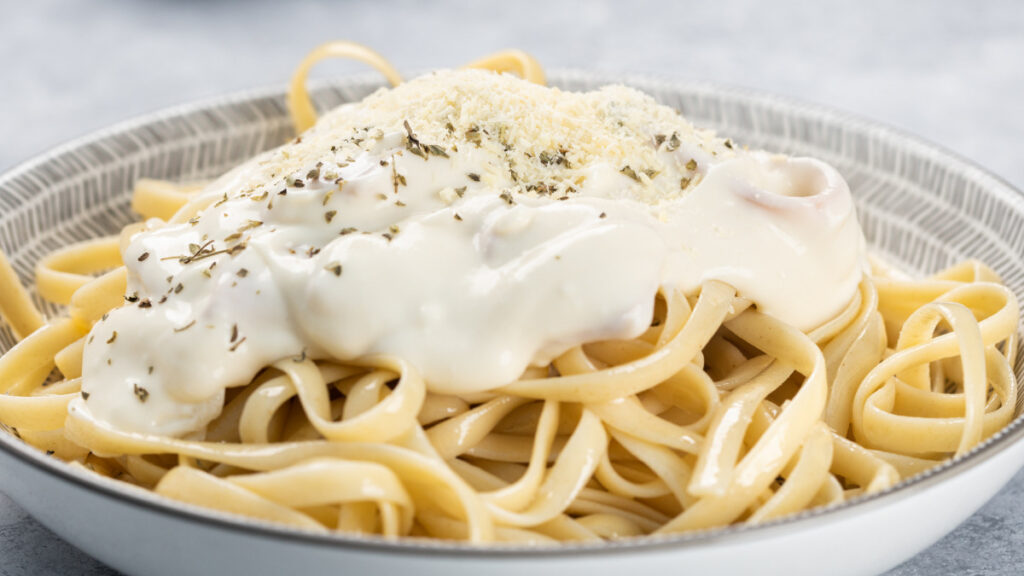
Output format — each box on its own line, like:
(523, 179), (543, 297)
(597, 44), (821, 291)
(0, 43), (1018, 543)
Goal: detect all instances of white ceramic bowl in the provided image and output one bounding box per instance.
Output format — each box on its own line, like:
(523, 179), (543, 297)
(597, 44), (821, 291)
(2, 72), (1023, 576)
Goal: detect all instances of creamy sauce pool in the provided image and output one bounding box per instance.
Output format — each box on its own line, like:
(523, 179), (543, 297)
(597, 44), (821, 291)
(78, 71), (865, 436)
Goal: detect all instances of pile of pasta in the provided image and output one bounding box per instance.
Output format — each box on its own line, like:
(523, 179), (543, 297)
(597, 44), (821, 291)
(0, 43), (1018, 543)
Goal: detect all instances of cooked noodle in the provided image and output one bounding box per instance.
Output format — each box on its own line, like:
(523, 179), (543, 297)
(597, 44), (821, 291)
(0, 43), (1017, 543)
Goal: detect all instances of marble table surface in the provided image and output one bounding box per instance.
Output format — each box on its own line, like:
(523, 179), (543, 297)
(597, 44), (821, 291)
(1, 1), (1022, 574)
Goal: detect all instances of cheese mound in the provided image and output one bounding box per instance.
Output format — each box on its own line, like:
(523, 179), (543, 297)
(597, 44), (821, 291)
(244, 70), (734, 206)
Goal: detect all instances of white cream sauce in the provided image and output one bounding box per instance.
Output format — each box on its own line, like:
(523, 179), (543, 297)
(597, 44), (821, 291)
(78, 73), (865, 436)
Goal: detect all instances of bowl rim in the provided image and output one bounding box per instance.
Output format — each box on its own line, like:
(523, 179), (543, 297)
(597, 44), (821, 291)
(2, 69), (1024, 558)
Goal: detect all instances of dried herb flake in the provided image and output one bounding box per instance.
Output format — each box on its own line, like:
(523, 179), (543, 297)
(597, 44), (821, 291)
(133, 383), (149, 403)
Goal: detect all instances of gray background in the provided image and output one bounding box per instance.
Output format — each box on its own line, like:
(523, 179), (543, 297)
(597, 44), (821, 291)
(0, 0), (1022, 574)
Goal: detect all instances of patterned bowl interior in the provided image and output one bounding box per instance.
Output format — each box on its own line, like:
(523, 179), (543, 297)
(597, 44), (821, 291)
(2, 71), (1024, 536)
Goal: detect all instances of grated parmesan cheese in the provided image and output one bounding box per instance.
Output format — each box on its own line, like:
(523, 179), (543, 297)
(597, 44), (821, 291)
(242, 69), (734, 206)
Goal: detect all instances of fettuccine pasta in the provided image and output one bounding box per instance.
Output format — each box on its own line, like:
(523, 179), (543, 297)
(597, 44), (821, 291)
(0, 43), (1017, 543)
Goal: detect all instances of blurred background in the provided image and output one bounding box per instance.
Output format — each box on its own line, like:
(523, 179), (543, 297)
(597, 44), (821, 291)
(0, 1), (1022, 574)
